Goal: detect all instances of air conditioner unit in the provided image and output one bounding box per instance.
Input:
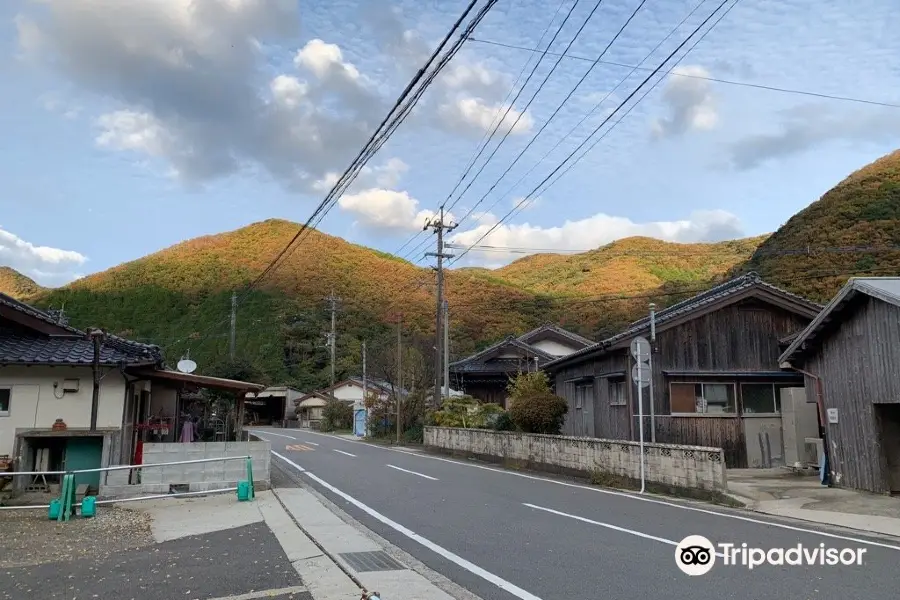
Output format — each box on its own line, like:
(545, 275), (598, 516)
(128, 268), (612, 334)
(803, 437), (823, 467)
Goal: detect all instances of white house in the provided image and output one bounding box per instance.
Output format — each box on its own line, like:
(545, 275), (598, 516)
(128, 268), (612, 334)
(0, 292), (264, 493)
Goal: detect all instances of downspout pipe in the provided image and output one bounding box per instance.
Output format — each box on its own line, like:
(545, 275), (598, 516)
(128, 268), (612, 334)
(782, 360), (833, 487)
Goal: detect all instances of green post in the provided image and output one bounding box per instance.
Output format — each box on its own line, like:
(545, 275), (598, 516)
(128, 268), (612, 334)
(246, 456), (255, 500)
(237, 456), (255, 502)
(57, 474), (75, 522)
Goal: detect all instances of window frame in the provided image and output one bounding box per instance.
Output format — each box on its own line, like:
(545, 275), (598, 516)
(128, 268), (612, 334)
(0, 386), (10, 417)
(740, 382), (790, 415)
(607, 377), (627, 406)
(574, 381), (593, 410)
(668, 381), (737, 416)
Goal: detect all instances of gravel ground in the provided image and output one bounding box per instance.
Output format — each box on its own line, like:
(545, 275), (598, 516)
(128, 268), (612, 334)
(0, 506), (153, 568)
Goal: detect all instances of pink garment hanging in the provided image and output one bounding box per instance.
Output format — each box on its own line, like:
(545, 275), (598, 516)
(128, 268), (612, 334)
(180, 420), (195, 443)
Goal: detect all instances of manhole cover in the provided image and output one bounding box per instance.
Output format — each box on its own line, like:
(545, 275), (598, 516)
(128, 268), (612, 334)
(338, 550), (406, 572)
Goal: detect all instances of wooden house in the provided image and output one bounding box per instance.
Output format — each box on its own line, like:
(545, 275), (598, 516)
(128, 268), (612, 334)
(544, 273), (823, 468)
(779, 277), (900, 494)
(449, 324), (593, 407)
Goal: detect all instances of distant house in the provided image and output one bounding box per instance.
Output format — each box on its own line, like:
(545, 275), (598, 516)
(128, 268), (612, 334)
(294, 391), (331, 428)
(303, 377), (409, 436)
(779, 277), (900, 494)
(0, 292), (264, 492)
(544, 273), (823, 468)
(449, 324), (594, 407)
(246, 385), (304, 425)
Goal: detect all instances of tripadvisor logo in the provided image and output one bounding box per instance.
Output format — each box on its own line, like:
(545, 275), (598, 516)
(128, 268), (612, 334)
(674, 535), (867, 575)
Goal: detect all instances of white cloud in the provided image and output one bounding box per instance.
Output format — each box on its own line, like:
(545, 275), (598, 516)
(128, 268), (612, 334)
(652, 65), (718, 139)
(449, 209), (745, 265)
(338, 189), (436, 232)
(15, 0), (388, 192)
(0, 226), (87, 286)
(438, 98), (533, 137)
(728, 104), (900, 170)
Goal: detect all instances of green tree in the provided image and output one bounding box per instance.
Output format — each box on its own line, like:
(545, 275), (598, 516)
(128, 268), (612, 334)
(321, 398), (353, 432)
(507, 371), (568, 434)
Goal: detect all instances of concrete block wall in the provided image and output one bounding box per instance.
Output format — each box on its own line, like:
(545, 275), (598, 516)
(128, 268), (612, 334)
(138, 441), (271, 487)
(424, 427), (727, 491)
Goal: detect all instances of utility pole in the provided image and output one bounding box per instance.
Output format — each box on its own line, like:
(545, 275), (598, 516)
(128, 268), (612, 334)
(229, 291), (237, 361)
(362, 340), (367, 405)
(424, 207), (457, 407)
(649, 303), (657, 443)
(443, 300), (450, 398)
(87, 328), (106, 431)
(396, 313), (402, 444)
(326, 291), (339, 387)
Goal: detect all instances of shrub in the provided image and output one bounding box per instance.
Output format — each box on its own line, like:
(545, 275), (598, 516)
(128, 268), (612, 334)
(431, 396), (510, 429)
(507, 371), (568, 434)
(321, 398), (353, 432)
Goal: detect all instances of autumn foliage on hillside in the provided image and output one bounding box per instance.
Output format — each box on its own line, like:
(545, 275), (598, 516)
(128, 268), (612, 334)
(742, 149), (900, 302)
(6, 220), (764, 388)
(0, 267), (43, 300)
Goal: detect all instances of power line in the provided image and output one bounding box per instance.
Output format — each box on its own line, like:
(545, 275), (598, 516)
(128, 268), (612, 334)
(398, 0), (584, 263)
(186, 0), (496, 353)
(445, 0), (710, 238)
(467, 37), (900, 110)
(449, 0), (649, 233)
(452, 0), (738, 264)
(393, 0), (571, 259)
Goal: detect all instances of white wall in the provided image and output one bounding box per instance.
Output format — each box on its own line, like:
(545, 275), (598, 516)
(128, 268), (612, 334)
(0, 366), (127, 456)
(530, 339), (579, 357)
(330, 382), (387, 402)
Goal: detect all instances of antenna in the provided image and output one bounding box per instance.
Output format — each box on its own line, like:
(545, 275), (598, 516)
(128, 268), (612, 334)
(177, 356), (198, 374)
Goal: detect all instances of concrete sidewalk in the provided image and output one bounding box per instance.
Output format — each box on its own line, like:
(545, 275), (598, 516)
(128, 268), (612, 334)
(727, 468), (900, 538)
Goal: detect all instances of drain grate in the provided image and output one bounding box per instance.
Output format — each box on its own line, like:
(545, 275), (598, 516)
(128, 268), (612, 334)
(338, 550), (406, 572)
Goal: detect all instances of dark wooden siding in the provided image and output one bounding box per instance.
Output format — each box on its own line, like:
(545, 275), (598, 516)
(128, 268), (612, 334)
(554, 353), (631, 439)
(651, 416), (746, 468)
(802, 297), (900, 494)
(459, 378), (509, 407)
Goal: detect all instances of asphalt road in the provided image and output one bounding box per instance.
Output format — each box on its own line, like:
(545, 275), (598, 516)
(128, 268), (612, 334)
(254, 427), (900, 600)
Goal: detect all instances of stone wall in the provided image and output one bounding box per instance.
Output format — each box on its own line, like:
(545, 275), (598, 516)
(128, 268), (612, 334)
(100, 441), (270, 497)
(424, 427), (727, 491)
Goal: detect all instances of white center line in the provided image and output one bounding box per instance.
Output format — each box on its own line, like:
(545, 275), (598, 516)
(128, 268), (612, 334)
(302, 441), (320, 446)
(333, 449), (356, 457)
(386, 464), (438, 481)
(270, 453), (542, 600)
(524, 503), (726, 558)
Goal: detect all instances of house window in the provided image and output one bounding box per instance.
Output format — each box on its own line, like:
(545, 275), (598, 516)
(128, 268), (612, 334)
(608, 379), (626, 406)
(741, 383), (789, 414)
(670, 382), (736, 415)
(0, 388), (9, 416)
(574, 382), (593, 410)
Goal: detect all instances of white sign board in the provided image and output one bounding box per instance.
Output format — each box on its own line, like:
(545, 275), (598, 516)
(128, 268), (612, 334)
(631, 363), (650, 387)
(827, 408), (839, 424)
(630, 336), (651, 361)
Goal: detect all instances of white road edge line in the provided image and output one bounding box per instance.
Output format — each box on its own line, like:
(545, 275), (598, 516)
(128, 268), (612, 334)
(303, 441), (320, 446)
(249, 430), (296, 440)
(333, 449), (357, 457)
(269, 453), (541, 600)
(258, 428), (900, 551)
(271, 451), (305, 472)
(387, 464), (438, 481)
(523, 503), (727, 558)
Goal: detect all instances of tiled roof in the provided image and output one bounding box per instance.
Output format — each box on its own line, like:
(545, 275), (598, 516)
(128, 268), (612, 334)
(450, 336), (556, 373)
(544, 272), (823, 370)
(515, 323), (594, 347)
(346, 376), (409, 397)
(0, 292), (163, 366)
(780, 277), (900, 364)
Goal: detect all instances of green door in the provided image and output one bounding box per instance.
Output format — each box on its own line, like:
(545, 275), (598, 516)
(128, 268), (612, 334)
(65, 438), (103, 490)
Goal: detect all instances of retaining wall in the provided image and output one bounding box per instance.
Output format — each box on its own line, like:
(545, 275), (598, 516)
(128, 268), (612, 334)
(424, 427), (727, 491)
(100, 441), (271, 497)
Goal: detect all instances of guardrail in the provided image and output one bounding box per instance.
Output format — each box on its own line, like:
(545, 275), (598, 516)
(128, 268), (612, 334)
(0, 455), (256, 522)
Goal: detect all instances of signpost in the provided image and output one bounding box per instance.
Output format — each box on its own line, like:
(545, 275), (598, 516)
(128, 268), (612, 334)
(630, 336), (651, 494)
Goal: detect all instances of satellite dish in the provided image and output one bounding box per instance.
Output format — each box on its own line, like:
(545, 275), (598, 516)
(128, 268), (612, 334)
(177, 359), (198, 374)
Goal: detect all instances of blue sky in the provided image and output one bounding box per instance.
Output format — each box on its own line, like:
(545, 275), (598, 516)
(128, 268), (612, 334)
(1, 0), (899, 286)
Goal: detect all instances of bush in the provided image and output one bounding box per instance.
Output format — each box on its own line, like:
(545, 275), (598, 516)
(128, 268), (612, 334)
(431, 396), (509, 429)
(321, 398), (353, 432)
(507, 371), (568, 434)
(492, 411), (514, 431)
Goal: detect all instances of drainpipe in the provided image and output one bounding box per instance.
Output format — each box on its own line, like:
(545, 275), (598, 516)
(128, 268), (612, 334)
(782, 361), (833, 487)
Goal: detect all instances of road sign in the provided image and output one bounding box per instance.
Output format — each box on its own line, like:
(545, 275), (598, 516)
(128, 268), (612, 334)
(631, 363), (650, 387)
(630, 336), (651, 361)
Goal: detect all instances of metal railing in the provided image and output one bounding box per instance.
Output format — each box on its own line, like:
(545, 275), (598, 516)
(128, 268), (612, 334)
(0, 455), (256, 520)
